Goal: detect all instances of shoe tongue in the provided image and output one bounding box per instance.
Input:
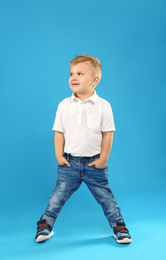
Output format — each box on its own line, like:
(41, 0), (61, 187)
(117, 222), (125, 226)
(37, 219), (47, 225)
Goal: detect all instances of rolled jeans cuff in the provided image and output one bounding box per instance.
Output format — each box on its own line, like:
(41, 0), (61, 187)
(41, 214), (56, 228)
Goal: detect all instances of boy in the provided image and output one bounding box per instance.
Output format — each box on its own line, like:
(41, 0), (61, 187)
(35, 54), (132, 244)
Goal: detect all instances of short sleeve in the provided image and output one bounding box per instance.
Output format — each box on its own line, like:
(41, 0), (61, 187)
(100, 102), (116, 132)
(52, 102), (64, 132)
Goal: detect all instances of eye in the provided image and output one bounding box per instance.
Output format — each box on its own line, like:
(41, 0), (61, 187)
(69, 72), (83, 76)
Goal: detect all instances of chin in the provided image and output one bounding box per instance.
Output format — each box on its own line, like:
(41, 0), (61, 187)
(72, 88), (80, 92)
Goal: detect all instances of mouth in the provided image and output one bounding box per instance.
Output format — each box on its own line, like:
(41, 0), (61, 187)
(72, 83), (79, 86)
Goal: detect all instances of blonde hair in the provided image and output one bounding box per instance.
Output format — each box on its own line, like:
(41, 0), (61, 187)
(69, 54), (102, 80)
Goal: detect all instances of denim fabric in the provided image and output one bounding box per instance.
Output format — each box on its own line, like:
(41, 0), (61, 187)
(40, 152), (124, 228)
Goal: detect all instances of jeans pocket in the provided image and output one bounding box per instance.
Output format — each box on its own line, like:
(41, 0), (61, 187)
(58, 153), (69, 167)
(92, 165), (108, 170)
(58, 163), (66, 167)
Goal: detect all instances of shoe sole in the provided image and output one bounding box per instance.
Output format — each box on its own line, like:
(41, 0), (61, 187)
(36, 230), (54, 243)
(113, 233), (132, 244)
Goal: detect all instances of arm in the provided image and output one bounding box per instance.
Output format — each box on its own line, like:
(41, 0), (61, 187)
(54, 131), (65, 159)
(99, 131), (114, 163)
(54, 131), (71, 167)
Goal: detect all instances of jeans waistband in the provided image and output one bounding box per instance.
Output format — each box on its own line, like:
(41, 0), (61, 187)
(63, 152), (100, 162)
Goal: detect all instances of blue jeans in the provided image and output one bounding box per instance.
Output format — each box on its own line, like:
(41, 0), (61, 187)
(40, 152), (124, 228)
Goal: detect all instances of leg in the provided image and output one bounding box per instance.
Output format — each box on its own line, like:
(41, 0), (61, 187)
(83, 162), (124, 228)
(41, 162), (82, 228)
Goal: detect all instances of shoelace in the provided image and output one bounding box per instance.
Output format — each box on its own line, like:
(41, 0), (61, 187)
(37, 222), (49, 232)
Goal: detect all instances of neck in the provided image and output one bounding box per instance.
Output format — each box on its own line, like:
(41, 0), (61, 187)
(74, 89), (95, 101)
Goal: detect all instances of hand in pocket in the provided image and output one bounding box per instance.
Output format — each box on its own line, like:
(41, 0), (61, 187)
(57, 155), (71, 167)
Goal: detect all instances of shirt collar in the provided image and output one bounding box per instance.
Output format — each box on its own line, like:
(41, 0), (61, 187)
(70, 89), (99, 104)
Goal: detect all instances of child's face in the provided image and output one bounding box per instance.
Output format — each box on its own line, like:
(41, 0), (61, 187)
(69, 62), (98, 95)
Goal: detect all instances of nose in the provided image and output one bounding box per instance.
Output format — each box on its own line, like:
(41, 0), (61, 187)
(70, 74), (78, 82)
(72, 74), (77, 79)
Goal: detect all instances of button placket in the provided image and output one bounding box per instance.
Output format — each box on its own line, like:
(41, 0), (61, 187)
(76, 103), (83, 124)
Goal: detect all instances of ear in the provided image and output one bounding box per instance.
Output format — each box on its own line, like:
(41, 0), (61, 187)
(93, 76), (100, 86)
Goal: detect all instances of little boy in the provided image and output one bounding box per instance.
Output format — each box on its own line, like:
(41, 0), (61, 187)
(35, 54), (132, 244)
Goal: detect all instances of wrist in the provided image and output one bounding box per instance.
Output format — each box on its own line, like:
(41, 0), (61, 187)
(99, 156), (108, 164)
(55, 154), (64, 159)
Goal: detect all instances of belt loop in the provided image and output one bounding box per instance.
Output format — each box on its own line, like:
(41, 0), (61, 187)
(66, 153), (68, 161)
(67, 153), (70, 161)
(64, 152), (68, 161)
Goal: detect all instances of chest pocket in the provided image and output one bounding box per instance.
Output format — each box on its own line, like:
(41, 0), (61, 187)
(87, 115), (100, 129)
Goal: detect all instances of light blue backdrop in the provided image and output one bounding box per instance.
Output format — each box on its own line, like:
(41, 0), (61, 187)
(0, 0), (166, 259)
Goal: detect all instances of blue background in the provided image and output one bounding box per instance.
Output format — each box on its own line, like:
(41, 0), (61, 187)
(0, 0), (166, 259)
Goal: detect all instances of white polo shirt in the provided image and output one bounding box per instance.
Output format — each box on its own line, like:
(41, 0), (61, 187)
(52, 90), (116, 156)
